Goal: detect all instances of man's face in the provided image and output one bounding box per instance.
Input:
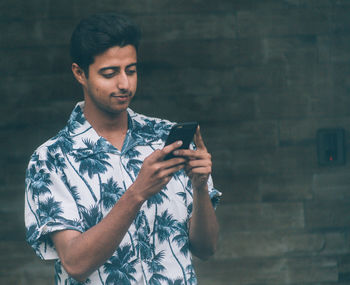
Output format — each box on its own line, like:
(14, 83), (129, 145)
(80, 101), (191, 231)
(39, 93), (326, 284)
(81, 45), (138, 117)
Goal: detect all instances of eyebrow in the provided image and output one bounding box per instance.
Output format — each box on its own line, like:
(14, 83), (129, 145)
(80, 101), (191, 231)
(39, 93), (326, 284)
(99, 63), (138, 73)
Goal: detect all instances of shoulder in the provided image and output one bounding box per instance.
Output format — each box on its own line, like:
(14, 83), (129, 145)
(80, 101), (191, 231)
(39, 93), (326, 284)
(128, 108), (175, 127)
(128, 109), (176, 141)
(28, 126), (69, 164)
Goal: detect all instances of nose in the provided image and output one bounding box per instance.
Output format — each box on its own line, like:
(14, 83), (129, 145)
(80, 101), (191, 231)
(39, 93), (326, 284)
(117, 72), (129, 91)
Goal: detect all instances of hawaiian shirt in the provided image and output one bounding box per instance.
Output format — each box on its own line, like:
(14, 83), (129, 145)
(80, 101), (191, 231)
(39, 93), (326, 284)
(25, 101), (221, 285)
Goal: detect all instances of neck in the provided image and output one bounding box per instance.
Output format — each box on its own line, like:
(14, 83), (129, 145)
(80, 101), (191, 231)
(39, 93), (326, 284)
(83, 102), (129, 137)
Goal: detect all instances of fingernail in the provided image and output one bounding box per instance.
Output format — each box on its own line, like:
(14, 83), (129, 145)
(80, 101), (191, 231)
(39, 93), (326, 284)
(177, 140), (183, 145)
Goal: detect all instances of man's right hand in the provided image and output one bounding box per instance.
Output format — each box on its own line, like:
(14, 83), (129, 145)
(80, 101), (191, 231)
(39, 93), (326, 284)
(132, 140), (186, 201)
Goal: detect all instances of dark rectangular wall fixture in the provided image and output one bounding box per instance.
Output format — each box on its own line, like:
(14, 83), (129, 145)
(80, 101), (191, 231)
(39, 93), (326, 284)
(317, 128), (346, 166)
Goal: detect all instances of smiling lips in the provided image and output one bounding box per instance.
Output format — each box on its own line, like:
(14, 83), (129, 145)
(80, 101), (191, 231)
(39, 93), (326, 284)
(111, 93), (131, 101)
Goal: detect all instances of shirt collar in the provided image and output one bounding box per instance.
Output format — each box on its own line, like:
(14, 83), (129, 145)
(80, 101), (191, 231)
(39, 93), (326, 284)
(64, 101), (168, 155)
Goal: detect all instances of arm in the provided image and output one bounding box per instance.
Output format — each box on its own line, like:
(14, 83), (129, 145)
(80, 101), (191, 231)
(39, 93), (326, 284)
(189, 184), (219, 260)
(51, 141), (186, 282)
(173, 127), (219, 260)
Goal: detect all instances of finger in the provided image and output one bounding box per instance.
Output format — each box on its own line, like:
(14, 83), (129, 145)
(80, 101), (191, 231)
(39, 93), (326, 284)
(162, 157), (187, 169)
(186, 159), (212, 169)
(150, 141), (183, 161)
(185, 165), (212, 175)
(173, 148), (211, 160)
(163, 140), (183, 155)
(160, 163), (185, 177)
(194, 126), (207, 151)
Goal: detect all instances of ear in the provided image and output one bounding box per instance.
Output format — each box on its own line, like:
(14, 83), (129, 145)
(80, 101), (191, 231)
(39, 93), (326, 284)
(72, 63), (87, 85)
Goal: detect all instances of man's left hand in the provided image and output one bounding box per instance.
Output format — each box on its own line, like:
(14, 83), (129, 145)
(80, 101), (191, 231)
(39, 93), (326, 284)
(173, 126), (212, 191)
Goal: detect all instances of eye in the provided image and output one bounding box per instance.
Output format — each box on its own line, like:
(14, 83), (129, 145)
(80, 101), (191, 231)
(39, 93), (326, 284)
(126, 67), (137, 76)
(102, 72), (116, 79)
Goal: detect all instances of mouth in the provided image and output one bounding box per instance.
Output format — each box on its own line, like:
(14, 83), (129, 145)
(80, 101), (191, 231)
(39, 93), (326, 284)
(111, 93), (132, 100)
(111, 93), (129, 97)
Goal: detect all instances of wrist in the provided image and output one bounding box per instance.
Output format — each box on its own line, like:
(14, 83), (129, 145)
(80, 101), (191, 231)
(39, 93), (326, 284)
(126, 184), (147, 206)
(193, 184), (208, 194)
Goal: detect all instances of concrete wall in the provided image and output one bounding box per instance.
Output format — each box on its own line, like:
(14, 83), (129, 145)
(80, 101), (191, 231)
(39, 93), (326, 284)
(1, 0), (350, 284)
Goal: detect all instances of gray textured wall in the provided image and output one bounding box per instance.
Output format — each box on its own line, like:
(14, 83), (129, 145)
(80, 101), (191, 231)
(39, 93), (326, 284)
(2, 0), (350, 284)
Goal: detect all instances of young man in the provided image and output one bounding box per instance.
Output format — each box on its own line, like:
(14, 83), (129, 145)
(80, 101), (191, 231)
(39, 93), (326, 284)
(25, 13), (221, 284)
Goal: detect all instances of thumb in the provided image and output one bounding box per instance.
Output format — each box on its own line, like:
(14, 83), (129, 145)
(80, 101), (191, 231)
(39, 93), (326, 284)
(194, 126), (207, 151)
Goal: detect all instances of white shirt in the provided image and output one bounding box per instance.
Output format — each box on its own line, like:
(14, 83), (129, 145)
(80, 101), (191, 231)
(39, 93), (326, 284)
(25, 101), (221, 285)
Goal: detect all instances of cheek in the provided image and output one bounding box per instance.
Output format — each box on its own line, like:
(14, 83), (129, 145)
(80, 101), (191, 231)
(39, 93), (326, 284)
(131, 77), (138, 90)
(93, 80), (114, 93)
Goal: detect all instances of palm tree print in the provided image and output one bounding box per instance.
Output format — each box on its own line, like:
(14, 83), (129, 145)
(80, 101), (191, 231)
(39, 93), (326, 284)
(156, 210), (188, 285)
(25, 223), (41, 257)
(134, 210), (153, 284)
(66, 276), (91, 284)
(125, 158), (143, 178)
(38, 196), (63, 223)
(147, 190), (169, 255)
(176, 191), (187, 205)
(167, 278), (184, 285)
(131, 120), (154, 142)
(73, 138), (112, 179)
(48, 132), (98, 202)
(25, 164), (53, 225)
(101, 178), (124, 210)
(61, 174), (82, 208)
(47, 130), (74, 154)
(146, 250), (168, 285)
(172, 221), (190, 258)
(148, 273), (168, 285)
(24, 104), (219, 284)
(30, 152), (45, 168)
(173, 171), (192, 199)
(130, 118), (171, 145)
(124, 148), (141, 159)
(185, 179), (193, 198)
(134, 210), (152, 260)
(104, 244), (138, 285)
(73, 138), (114, 204)
(45, 151), (67, 174)
(54, 261), (62, 284)
(67, 105), (86, 134)
(122, 148), (142, 182)
(26, 165), (52, 200)
(153, 120), (172, 140)
(80, 204), (103, 230)
(185, 265), (196, 285)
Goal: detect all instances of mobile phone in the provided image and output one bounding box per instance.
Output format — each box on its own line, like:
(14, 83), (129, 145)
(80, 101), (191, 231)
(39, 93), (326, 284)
(164, 122), (198, 160)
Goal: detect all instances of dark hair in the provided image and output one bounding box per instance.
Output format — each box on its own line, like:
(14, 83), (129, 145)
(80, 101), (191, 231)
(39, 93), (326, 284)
(70, 13), (141, 76)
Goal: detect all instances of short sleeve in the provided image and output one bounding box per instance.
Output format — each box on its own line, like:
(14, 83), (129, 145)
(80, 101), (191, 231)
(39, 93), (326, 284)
(207, 175), (222, 209)
(24, 150), (83, 260)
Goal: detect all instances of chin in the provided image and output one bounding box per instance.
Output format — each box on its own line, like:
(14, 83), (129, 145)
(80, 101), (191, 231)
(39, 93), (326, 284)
(107, 105), (129, 115)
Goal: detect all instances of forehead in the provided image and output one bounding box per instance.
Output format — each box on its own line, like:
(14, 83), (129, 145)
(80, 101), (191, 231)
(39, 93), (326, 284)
(91, 45), (137, 69)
